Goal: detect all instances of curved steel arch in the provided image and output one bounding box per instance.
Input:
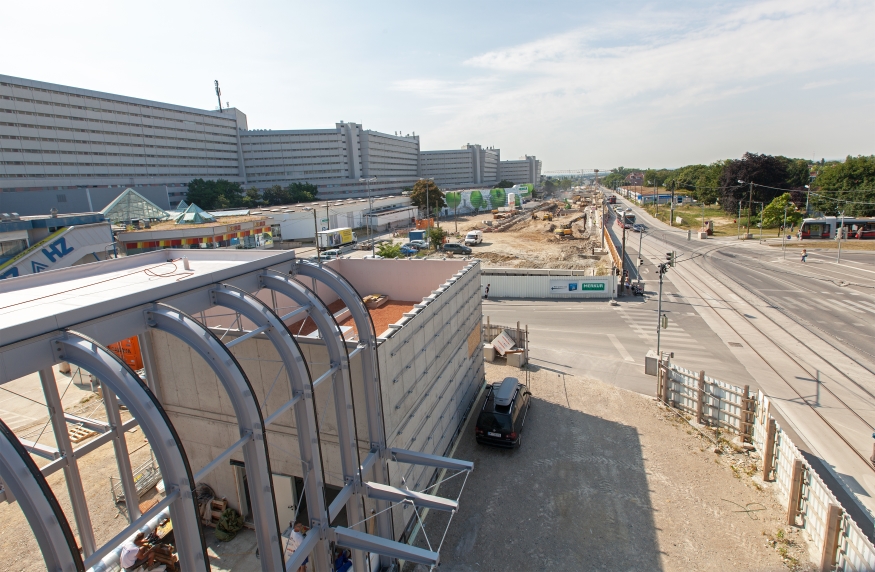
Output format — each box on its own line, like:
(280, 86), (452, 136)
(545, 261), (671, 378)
(293, 261), (394, 545)
(0, 417), (84, 572)
(53, 332), (208, 571)
(144, 304), (284, 572)
(257, 273), (365, 549)
(209, 284), (332, 571)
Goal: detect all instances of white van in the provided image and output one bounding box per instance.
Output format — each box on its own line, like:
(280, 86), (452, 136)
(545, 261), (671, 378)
(464, 230), (483, 245)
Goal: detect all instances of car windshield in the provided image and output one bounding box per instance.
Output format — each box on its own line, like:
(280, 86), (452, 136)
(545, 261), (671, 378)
(477, 411), (512, 432)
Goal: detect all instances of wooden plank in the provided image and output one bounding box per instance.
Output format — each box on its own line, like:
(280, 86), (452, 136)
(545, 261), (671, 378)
(763, 419), (777, 481)
(819, 504), (842, 572)
(696, 370), (705, 424)
(787, 459), (804, 525)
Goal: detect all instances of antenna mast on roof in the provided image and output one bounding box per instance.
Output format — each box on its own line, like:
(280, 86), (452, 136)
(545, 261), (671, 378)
(214, 80), (222, 113)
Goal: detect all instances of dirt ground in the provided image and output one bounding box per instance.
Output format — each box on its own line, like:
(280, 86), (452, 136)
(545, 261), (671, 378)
(408, 363), (815, 572)
(0, 393), (163, 571)
(430, 207), (611, 272)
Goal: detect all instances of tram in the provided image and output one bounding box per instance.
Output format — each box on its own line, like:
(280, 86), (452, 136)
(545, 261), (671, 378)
(799, 216), (875, 240)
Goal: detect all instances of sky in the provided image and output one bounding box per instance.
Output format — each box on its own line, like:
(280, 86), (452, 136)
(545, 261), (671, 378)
(3, 0), (873, 171)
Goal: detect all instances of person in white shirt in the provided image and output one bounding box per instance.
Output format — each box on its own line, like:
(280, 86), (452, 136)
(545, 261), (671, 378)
(119, 532), (155, 571)
(283, 522), (310, 572)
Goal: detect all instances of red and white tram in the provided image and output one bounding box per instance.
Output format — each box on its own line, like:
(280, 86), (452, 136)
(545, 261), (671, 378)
(799, 216), (875, 240)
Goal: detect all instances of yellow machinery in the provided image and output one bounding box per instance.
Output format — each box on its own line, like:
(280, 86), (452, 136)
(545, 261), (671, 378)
(542, 213), (553, 221)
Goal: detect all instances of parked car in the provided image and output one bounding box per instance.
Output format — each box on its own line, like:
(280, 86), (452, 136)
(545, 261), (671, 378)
(441, 243), (472, 255)
(310, 249), (341, 261)
(408, 239), (429, 249)
(400, 245), (419, 256)
(632, 223), (646, 232)
(358, 238), (390, 250)
(474, 377), (531, 448)
(400, 242), (422, 251)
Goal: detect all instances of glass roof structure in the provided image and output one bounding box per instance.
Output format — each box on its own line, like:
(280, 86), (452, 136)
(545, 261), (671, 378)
(174, 203), (218, 224)
(101, 188), (172, 225)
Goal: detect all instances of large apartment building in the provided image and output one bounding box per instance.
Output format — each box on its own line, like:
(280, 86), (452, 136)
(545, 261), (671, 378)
(499, 155), (542, 186)
(0, 74), (539, 215)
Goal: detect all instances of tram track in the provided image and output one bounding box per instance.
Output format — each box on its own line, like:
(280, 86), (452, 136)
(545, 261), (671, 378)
(638, 237), (875, 474)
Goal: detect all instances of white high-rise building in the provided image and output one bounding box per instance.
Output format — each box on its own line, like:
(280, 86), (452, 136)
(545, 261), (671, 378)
(499, 155), (541, 185)
(420, 144), (500, 189)
(0, 74), (539, 215)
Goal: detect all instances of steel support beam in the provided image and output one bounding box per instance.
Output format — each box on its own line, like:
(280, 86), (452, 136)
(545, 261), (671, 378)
(294, 261), (395, 550)
(145, 304), (284, 572)
(54, 331), (209, 571)
(103, 385), (141, 521)
(332, 526), (439, 567)
(39, 368), (97, 556)
(365, 481), (459, 512)
(258, 272), (366, 568)
(209, 283), (333, 570)
(0, 417), (84, 572)
(389, 448), (475, 472)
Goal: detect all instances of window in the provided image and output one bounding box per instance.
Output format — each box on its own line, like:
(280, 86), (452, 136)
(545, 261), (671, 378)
(57, 194), (67, 203)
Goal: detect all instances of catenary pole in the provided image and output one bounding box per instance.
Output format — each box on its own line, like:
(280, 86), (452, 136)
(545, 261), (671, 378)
(782, 204), (788, 259)
(657, 264), (665, 356)
(837, 211), (845, 263)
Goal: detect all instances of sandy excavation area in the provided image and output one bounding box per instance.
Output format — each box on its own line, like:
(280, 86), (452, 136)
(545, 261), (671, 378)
(433, 202), (612, 272)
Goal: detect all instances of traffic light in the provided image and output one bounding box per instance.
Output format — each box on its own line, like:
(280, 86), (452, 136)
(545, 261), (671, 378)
(660, 314), (668, 329)
(665, 251), (676, 267)
(638, 257), (644, 266)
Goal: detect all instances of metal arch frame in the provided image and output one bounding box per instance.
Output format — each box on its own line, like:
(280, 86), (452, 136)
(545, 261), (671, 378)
(208, 284), (332, 571)
(0, 417), (84, 572)
(53, 331), (208, 571)
(144, 304), (285, 572)
(257, 271), (367, 565)
(293, 260), (394, 546)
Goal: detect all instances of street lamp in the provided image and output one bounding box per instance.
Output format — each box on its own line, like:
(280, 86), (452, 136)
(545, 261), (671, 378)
(360, 176), (377, 257)
(804, 184), (811, 216)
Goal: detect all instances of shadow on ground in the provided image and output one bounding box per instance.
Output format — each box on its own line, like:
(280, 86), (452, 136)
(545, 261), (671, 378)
(408, 391), (662, 571)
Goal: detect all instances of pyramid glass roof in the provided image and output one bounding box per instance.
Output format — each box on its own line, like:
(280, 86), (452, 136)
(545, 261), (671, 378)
(101, 188), (172, 225)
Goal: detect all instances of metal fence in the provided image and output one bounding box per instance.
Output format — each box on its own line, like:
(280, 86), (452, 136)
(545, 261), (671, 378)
(659, 360), (875, 572)
(482, 319), (528, 355)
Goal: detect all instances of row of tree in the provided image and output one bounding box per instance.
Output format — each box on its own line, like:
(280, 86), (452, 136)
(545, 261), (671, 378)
(184, 179), (319, 210)
(603, 154), (875, 217)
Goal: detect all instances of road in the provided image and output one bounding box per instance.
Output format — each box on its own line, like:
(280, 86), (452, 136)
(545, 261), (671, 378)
(608, 190), (875, 532)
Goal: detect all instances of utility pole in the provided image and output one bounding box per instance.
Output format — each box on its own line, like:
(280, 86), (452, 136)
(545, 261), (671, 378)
(837, 211), (845, 263)
(669, 182), (675, 227)
(312, 209), (322, 269)
(601, 198), (606, 251)
(781, 204), (788, 259)
(737, 200), (742, 240)
(758, 203), (764, 242)
(637, 230), (644, 283)
(621, 220), (627, 294)
(747, 180), (754, 236)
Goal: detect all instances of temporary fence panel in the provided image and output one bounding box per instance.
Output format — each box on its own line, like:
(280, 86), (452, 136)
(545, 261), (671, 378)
(661, 360), (875, 572)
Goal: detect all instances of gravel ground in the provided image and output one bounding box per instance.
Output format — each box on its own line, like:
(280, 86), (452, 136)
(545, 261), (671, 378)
(406, 363), (815, 572)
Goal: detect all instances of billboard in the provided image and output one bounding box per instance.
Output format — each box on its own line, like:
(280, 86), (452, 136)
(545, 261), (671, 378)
(549, 279), (606, 293)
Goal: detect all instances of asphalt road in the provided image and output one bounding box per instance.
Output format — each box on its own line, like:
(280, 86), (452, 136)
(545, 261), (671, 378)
(609, 191), (875, 530)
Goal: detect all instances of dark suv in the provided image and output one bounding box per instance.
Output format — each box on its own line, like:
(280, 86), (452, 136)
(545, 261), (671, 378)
(441, 243), (472, 255)
(475, 377), (531, 448)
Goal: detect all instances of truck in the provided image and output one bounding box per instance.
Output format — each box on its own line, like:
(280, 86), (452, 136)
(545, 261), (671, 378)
(317, 227), (357, 251)
(464, 230), (483, 245)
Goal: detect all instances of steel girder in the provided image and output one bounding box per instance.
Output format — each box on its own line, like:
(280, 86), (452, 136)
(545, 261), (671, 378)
(208, 284), (332, 572)
(257, 272), (366, 566)
(53, 332), (208, 571)
(144, 304), (284, 572)
(294, 261), (395, 547)
(0, 417), (84, 572)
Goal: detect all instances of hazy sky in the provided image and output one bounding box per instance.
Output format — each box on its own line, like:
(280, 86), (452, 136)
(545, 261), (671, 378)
(4, 0), (873, 171)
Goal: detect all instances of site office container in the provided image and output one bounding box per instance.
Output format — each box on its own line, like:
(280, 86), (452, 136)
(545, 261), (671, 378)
(106, 336), (144, 370)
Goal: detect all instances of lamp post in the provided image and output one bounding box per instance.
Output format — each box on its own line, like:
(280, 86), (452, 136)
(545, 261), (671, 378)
(837, 210), (846, 263)
(360, 176), (377, 257)
(782, 204), (789, 259)
(804, 184), (811, 216)
(755, 202), (764, 242)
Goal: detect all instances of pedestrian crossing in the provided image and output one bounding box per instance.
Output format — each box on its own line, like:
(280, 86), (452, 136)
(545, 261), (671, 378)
(614, 305), (712, 359)
(776, 296), (875, 315)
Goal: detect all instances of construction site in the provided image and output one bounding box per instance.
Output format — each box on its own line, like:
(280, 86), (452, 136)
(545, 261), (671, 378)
(442, 193), (611, 273)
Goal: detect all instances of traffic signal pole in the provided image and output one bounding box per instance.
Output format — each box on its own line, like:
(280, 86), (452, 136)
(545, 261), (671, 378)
(657, 263), (665, 356)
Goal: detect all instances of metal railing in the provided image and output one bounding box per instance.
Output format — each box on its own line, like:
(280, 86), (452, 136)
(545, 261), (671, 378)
(110, 450), (161, 505)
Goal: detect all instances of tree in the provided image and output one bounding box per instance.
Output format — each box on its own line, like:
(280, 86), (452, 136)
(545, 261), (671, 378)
(185, 179), (245, 210)
(410, 180), (445, 216)
(496, 180), (515, 188)
(427, 226), (446, 249)
(261, 185), (290, 206)
(288, 182), (318, 203)
(242, 187), (263, 208)
(810, 155), (875, 216)
(376, 242), (403, 258)
(761, 193), (803, 231)
(718, 153), (792, 215)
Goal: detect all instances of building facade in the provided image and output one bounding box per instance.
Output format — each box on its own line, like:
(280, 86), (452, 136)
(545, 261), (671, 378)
(420, 144), (500, 189)
(499, 155), (541, 185)
(1, 74), (539, 215)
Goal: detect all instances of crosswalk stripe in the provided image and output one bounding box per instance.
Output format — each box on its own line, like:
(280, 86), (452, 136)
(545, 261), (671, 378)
(852, 299), (875, 311)
(824, 299), (864, 313)
(841, 300), (875, 315)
